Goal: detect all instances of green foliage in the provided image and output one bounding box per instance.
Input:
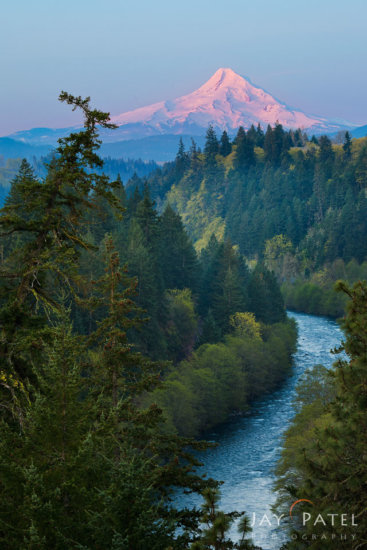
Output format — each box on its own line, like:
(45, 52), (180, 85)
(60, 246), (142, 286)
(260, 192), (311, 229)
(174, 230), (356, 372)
(204, 125), (219, 165)
(229, 312), (262, 340)
(247, 264), (286, 324)
(191, 488), (257, 550)
(165, 288), (198, 363)
(219, 131), (232, 158)
(199, 239), (250, 336)
(343, 131), (352, 161)
(153, 319), (297, 437)
(264, 235), (293, 270)
(0, 313), (179, 549)
(234, 127), (256, 170)
(0, 94), (121, 388)
(76, 173), (286, 360)
(31, 153), (158, 183)
(144, 127), (367, 315)
(159, 204), (200, 292)
(281, 258), (367, 318)
(282, 280), (347, 318)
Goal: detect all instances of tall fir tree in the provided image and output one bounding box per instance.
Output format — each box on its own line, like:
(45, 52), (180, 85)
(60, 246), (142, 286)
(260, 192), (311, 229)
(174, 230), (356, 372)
(255, 123), (264, 147)
(204, 125), (219, 167)
(219, 130), (232, 157)
(175, 137), (189, 177)
(235, 131), (256, 170)
(343, 130), (352, 161)
(158, 204), (200, 292)
(0, 92), (119, 385)
(247, 264), (286, 324)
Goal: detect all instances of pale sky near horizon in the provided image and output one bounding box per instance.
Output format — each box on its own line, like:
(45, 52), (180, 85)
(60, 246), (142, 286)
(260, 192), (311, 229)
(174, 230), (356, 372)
(1, 0), (366, 135)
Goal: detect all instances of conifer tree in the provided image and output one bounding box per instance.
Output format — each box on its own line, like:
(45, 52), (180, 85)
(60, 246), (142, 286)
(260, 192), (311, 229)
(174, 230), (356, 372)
(126, 218), (166, 357)
(292, 128), (304, 147)
(263, 124), (273, 164)
(213, 266), (247, 333)
(127, 177), (143, 213)
(0, 314), (93, 548)
(191, 488), (256, 550)
(0, 92), (119, 386)
(235, 131), (256, 170)
(310, 134), (319, 145)
(263, 123), (287, 165)
(199, 234), (221, 317)
(246, 124), (257, 144)
(247, 264), (286, 324)
(202, 240), (249, 335)
(200, 308), (222, 344)
(190, 138), (202, 171)
(318, 134), (334, 179)
(204, 125), (219, 165)
(4, 158), (36, 213)
(190, 138), (198, 157)
(159, 204), (200, 292)
(175, 137), (189, 176)
(355, 144), (367, 191)
(165, 288), (198, 363)
(135, 184), (160, 251)
(234, 126), (246, 145)
(272, 122), (286, 166)
(255, 123), (264, 147)
(343, 130), (352, 161)
(219, 131), (232, 157)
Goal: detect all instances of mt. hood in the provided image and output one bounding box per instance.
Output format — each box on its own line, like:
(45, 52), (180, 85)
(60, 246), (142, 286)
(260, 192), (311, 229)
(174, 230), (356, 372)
(109, 68), (351, 137)
(7, 68), (353, 152)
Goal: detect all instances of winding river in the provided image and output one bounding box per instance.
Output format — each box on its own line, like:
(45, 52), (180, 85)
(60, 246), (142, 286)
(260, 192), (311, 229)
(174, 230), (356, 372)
(176, 311), (344, 549)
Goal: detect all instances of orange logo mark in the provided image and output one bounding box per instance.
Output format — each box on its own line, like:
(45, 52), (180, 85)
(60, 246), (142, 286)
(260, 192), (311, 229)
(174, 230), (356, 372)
(289, 499), (314, 519)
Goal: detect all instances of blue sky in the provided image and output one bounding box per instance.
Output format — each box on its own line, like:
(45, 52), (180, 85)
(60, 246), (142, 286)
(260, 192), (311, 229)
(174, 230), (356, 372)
(1, 0), (366, 135)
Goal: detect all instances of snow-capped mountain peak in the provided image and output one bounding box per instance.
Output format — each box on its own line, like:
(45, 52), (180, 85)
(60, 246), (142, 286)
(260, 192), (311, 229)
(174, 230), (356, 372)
(110, 68), (349, 135)
(7, 69), (355, 150)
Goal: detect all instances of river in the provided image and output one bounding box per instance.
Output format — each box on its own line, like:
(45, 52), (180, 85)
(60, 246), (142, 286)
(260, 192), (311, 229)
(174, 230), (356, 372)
(176, 311), (344, 549)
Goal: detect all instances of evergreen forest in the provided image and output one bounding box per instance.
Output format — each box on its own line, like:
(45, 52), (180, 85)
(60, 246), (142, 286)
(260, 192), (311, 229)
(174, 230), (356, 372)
(141, 125), (367, 318)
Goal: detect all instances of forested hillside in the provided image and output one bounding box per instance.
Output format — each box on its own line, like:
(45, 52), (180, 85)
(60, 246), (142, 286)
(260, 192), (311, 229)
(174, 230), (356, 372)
(0, 154), (157, 207)
(60, 156), (296, 437)
(31, 154), (158, 182)
(138, 126), (367, 316)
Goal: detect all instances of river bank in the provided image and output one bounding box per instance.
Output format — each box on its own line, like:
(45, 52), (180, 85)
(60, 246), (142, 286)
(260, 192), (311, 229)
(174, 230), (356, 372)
(281, 281), (347, 319)
(151, 318), (297, 438)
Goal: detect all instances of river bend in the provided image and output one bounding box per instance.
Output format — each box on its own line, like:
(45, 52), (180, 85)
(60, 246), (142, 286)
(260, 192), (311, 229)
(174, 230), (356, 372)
(176, 311), (344, 549)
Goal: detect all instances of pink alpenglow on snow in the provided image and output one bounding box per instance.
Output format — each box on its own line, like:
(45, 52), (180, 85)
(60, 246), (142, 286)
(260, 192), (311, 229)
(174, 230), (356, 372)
(111, 68), (345, 135)
(8, 68), (354, 146)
